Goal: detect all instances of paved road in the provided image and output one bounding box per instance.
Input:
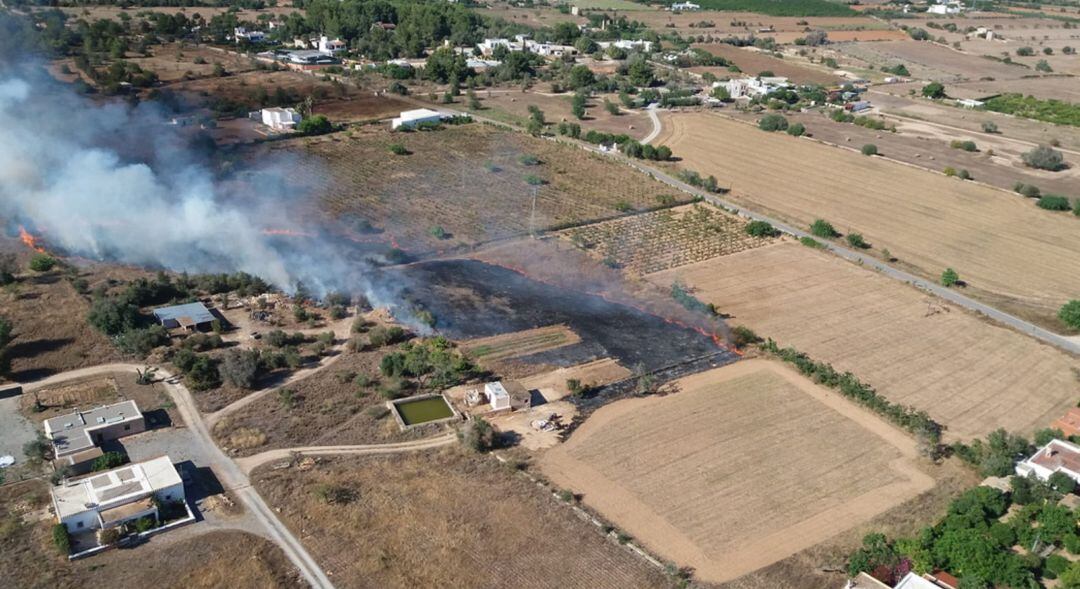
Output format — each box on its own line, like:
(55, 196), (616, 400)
(234, 433), (457, 475)
(25, 364), (336, 589)
(641, 103), (662, 145)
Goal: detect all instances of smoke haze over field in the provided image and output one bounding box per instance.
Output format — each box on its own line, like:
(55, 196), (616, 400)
(0, 67), (383, 302)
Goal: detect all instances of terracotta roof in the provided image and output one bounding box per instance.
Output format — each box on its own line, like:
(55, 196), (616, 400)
(1032, 440), (1080, 475)
(1051, 407), (1080, 438)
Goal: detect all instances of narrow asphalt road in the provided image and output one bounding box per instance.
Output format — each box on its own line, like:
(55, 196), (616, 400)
(25, 364), (336, 589)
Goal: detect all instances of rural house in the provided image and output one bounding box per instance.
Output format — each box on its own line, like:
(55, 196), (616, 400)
(392, 108), (443, 130)
(152, 301), (216, 332)
(51, 455), (186, 536)
(45, 400), (145, 475)
(260, 107), (302, 131)
(1015, 439), (1080, 484)
(669, 2), (701, 11)
(485, 381), (531, 412)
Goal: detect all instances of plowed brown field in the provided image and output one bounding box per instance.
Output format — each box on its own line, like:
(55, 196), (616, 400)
(656, 112), (1080, 317)
(541, 360), (934, 584)
(649, 243), (1080, 441)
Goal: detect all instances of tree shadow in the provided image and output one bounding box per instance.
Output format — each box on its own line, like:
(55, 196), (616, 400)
(7, 337), (74, 360)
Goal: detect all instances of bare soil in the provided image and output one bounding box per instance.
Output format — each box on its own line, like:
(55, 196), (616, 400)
(656, 111), (1080, 321)
(649, 242), (1080, 441)
(834, 40), (1037, 82)
(467, 88), (653, 141)
(540, 359), (935, 584)
(252, 449), (674, 588)
(692, 44), (843, 84)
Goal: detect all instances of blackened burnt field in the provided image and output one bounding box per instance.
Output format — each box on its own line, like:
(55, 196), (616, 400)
(393, 260), (733, 372)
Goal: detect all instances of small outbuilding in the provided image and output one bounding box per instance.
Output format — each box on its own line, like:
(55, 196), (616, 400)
(391, 108), (443, 130)
(152, 301), (216, 332)
(484, 381), (531, 412)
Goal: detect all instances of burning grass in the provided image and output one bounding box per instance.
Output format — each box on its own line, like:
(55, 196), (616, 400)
(252, 449), (674, 588)
(271, 123), (685, 250)
(559, 203), (780, 275)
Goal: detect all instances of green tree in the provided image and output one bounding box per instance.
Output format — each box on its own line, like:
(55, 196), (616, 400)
(758, 113), (789, 132)
(1023, 145), (1066, 171)
(571, 92), (586, 120)
(52, 524), (70, 555)
(922, 81), (946, 99)
(746, 220), (780, 238)
(567, 64), (595, 90)
(846, 233), (868, 249)
(459, 417), (497, 452)
(786, 122), (806, 136)
(1060, 300), (1080, 330)
(941, 268), (960, 287)
(861, 143), (878, 156)
(297, 115), (332, 135)
(627, 58), (654, 87)
(810, 219), (839, 238)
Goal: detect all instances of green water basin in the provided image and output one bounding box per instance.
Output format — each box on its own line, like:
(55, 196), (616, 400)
(394, 396), (454, 426)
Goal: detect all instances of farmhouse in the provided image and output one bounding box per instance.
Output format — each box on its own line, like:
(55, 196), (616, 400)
(392, 108), (443, 130)
(1051, 408), (1080, 438)
(669, 2), (701, 11)
(598, 39), (654, 53)
(318, 35), (347, 55)
(51, 455), (186, 535)
(233, 27), (266, 44)
(1015, 439), (1080, 484)
(717, 76), (790, 99)
(926, 1), (964, 15)
(485, 381), (531, 412)
(260, 107), (302, 131)
(152, 301), (216, 332)
(45, 400), (145, 474)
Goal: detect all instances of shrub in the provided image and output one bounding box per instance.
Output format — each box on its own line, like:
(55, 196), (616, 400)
(731, 325), (762, 349)
(368, 325), (407, 347)
(950, 139), (977, 152)
(459, 418), (496, 452)
(958, 169), (971, 180)
(29, 254), (57, 272)
(52, 524), (70, 555)
(800, 236), (825, 248)
(758, 113), (789, 132)
(524, 174), (543, 186)
(1016, 46), (1034, 56)
(861, 143), (878, 156)
(846, 233), (868, 249)
(921, 82), (946, 99)
(745, 220), (780, 238)
(943, 166), (957, 177)
(519, 154), (539, 166)
(99, 527), (122, 545)
(429, 225), (447, 239)
(981, 121), (999, 133)
(614, 200), (633, 212)
(388, 143), (408, 155)
(218, 349), (261, 388)
(1014, 183), (1041, 198)
(1022, 145), (1066, 171)
(786, 122), (806, 137)
(941, 267), (960, 287)
(1047, 554), (1071, 578)
(1050, 471), (1078, 494)
(810, 219), (839, 238)
(296, 115), (332, 135)
(1037, 195), (1071, 211)
(91, 451), (127, 471)
(1060, 300), (1080, 330)
(115, 325), (169, 356)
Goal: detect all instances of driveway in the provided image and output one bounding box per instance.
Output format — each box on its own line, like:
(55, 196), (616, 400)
(0, 395), (39, 463)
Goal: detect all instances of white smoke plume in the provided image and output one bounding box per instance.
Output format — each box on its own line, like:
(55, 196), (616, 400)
(0, 69), (375, 301)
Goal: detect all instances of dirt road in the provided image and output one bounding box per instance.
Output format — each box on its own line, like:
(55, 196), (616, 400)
(233, 433), (457, 474)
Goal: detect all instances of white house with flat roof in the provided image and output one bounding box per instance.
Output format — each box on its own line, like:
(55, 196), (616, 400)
(670, 2), (701, 11)
(392, 108), (443, 129)
(486, 381), (511, 411)
(260, 107), (302, 131)
(51, 455), (185, 535)
(45, 400), (145, 460)
(1016, 439), (1080, 484)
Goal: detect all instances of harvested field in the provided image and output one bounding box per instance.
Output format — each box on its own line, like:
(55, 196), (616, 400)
(0, 479), (299, 589)
(630, 9), (880, 36)
(649, 243), (1080, 441)
(834, 40), (1034, 81)
(468, 89), (652, 141)
(762, 109), (1080, 197)
(311, 93), (412, 123)
(655, 112), (1080, 318)
(253, 449), (673, 588)
(558, 203), (780, 275)
(692, 44), (842, 83)
(275, 123), (683, 250)
(460, 324), (581, 363)
(541, 359), (934, 584)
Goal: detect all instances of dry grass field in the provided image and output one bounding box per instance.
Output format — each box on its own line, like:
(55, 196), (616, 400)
(835, 40), (1035, 81)
(541, 360), (934, 584)
(253, 449), (673, 588)
(468, 89), (652, 141)
(278, 123), (682, 250)
(558, 203), (780, 275)
(649, 243), (1080, 441)
(692, 44), (842, 84)
(124, 43), (258, 84)
(656, 112), (1080, 320)
(0, 480), (299, 589)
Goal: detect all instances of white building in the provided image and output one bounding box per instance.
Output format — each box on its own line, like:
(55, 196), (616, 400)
(716, 76), (790, 99)
(477, 36), (577, 59)
(261, 107), (302, 131)
(234, 27), (266, 44)
(927, 1), (964, 15)
(598, 39), (654, 53)
(485, 381), (512, 411)
(391, 108), (443, 130)
(318, 35), (347, 54)
(956, 98), (984, 108)
(51, 455), (185, 535)
(669, 2), (701, 11)
(1016, 439), (1080, 484)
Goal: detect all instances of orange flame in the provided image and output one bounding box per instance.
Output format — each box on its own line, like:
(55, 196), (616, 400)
(18, 226), (45, 253)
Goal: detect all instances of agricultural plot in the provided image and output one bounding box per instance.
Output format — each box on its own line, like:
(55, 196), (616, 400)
(623, 9), (881, 38)
(540, 360), (933, 584)
(470, 89), (651, 141)
(931, 76), (1080, 104)
(692, 43), (841, 84)
(649, 243), (1080, 441)
(460, 324), (581, 363)
(656, 112), (1080, 321)
(276, 123), (681, 250)
(253, 450), (674, 588)
(834, 40), (1033, 82)
(558, 203), (779, 275)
